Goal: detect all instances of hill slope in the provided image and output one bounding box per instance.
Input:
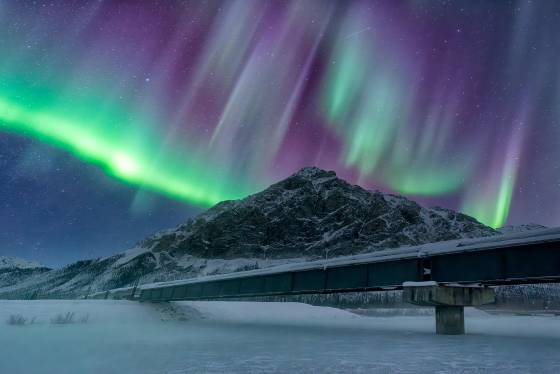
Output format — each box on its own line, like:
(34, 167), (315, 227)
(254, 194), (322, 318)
(0, 256), (44, 270)
(0, 257), (50, 293)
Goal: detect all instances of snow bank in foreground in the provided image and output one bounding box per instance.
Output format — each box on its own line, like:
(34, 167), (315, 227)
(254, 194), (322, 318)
(1, 300), (559, 374)
(181, 301), (361, 325)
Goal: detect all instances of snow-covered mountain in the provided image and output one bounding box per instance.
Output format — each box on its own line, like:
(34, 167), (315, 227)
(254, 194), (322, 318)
(0, 256), (44, 270)
(0, 167), (498, 298)
(498, 223), (547, 234)
(0, 256), (50, 294)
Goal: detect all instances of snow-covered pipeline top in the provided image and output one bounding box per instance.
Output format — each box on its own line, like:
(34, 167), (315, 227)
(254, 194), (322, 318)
(139, 227), (560, 290)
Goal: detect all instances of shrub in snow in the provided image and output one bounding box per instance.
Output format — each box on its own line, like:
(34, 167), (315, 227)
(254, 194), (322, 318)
(79, 313), (90, 324)
(7, 314), (35, 326)
(50, 312), (90, 324)
(50, 312), (75, 324)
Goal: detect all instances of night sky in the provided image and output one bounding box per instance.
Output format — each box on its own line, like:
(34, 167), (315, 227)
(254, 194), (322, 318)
(1, 0), (559, 267)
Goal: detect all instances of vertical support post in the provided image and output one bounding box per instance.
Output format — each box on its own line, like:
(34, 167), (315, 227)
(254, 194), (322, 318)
(435, 305), (465, 335)
(403, 283), (495, 335)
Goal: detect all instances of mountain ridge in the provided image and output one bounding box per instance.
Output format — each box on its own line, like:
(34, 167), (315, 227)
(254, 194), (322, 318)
(0, 256), (46, 270)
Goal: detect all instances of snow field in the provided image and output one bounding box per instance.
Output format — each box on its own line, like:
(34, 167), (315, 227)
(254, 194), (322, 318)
(0, 300), (559, 373)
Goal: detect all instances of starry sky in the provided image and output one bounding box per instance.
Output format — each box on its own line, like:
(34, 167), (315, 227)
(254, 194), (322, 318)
(1, 0), (559, 267)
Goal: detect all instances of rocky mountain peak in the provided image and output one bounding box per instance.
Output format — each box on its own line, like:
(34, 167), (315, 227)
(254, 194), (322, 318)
(145, 167), (497, 261)
(290, 166), (337, 180)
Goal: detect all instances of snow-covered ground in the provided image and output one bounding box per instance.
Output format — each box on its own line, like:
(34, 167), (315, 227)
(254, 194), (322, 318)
(1, 301), (559, 374)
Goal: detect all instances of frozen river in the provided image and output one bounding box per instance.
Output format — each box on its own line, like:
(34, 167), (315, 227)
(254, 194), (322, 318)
(1, 300), (559, 373)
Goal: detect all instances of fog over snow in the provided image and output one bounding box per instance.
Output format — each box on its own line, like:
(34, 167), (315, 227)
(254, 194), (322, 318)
(1, 300), (559, 374)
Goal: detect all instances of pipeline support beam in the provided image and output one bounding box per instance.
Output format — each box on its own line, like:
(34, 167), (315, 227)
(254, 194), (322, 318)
(403, 282), (495, 335)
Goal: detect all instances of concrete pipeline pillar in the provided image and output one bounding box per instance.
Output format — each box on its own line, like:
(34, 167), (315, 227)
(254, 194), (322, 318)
(402, 282), (495, 335)
(435, 305), (464, 335)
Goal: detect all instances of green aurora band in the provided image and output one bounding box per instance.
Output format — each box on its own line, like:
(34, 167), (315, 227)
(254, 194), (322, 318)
(460, 127), (523, 228)
(0, 96), (249, 206)
(321, 14), (477, 199)
(461, 166), (516, 229)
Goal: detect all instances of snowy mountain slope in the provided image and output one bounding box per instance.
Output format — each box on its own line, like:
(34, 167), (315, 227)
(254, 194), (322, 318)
(0, 167), (498, 298)
(0, 257), (50, 291)
(0, 256), (44, 270)
(498, 223), (547, 234)
(143, 166), (496, 259)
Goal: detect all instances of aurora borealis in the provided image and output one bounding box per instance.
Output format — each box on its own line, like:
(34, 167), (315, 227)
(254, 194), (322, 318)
(1, 0), (560, 265)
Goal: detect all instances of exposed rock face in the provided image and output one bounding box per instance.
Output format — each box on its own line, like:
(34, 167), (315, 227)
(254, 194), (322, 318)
(144, 167), (496, 260)
(0, 167), (497, 298)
